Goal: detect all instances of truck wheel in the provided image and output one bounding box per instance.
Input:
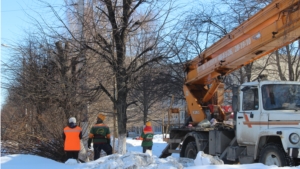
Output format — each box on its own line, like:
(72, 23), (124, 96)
(259, 143), (292, 166)
(185, 142), (198, 159)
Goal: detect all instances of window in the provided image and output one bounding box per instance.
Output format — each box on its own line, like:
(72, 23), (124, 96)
(262, 84), (300, 110)
(242, 87), (259, 111)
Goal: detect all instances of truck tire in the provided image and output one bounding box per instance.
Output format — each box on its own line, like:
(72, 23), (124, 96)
(185, 142), (198, 159)
(259, 143), (293, 166)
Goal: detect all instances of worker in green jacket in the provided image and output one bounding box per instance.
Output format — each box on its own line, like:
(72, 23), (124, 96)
(141, 121), (154, 153)
(88, 113), (112, 160)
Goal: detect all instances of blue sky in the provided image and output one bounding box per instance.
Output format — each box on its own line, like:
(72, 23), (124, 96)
(2, 1), (35, 45)
(1, 0), (37, 107)
(1, 0), (64, 107)
(0, 0), (191, 108)
(0, 0), (199, 108)
(1, 0), (30, 107)
(1, 0), (64, 44)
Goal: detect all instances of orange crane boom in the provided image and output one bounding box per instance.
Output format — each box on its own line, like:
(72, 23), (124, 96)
(184, 0), (300, 123)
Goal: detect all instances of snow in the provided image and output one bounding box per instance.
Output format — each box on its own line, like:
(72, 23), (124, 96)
(1, 134), (300, 169)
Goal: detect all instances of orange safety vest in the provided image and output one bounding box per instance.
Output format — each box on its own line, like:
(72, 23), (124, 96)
(64, 126), (82, 151)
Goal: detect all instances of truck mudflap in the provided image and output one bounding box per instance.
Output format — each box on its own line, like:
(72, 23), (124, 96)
(288, 148), (300, 158)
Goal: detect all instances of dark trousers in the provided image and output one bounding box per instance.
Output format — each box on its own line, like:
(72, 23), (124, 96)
(94, 144), (112, 160)
(66, 151), (79, 160)
(143, 146), (152, 153)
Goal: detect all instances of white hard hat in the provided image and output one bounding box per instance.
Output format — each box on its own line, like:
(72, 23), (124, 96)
(69, 117), (76, 123)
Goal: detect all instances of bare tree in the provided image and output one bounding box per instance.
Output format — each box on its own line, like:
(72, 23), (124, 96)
(39, 0), (180, 154)
(1, 30), (103, 161)
(264, 42), (300, 81)
(128, 63), (173, 124)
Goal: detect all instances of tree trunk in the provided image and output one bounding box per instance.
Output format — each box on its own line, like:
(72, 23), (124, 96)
(244, 63), (253, 82)
(285, 45), (294, 81)
(116, 66), (128, 154)
(117, 133), (127, 155)
(275, 50), (287, 81)
(116, 99), (127, 154)
(143, 83), (148, 125)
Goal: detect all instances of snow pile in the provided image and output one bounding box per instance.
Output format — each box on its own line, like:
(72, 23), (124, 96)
(194, 151), (224, 166)
(1, 134), (229, 169)
(82, 151), (184, 169)
(65, 159), (78, 165)
(74, 150), (223, 169)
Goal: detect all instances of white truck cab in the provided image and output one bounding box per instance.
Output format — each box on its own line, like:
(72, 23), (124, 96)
(160, 80), (300, 166)
(236, 81), (300, 165)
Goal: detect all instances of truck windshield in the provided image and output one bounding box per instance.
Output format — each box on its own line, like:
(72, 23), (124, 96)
(262, 84), (300, 110)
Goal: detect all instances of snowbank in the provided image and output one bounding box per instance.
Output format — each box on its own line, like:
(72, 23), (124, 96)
(65, 151), (223, 169)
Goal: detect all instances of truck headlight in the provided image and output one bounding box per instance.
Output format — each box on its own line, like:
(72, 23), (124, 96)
(289, 133), (300, 144)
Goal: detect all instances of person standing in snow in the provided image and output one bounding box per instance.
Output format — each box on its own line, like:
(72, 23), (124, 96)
(88, 113), (112, 160)
(63, 117), (82, 161)
(141, 121), (154, 153)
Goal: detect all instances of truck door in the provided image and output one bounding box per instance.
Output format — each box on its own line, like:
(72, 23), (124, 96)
(236, 86), (261, 145)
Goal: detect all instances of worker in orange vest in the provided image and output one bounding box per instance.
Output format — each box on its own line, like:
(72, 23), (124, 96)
(63, 117), (82, 161)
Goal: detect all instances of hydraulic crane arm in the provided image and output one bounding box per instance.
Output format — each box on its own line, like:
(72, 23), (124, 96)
(186, 0), (300, 85)
(184, 0), (300, 123)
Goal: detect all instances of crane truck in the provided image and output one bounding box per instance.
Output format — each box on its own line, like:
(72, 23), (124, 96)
(159, 0), (300, 166)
